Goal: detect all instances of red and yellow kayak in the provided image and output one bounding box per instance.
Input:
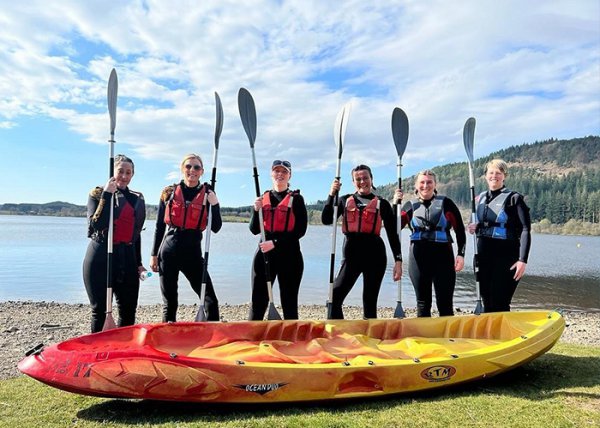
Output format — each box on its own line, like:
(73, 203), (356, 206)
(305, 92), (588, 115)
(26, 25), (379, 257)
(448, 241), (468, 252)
(18, 310), (564, 403)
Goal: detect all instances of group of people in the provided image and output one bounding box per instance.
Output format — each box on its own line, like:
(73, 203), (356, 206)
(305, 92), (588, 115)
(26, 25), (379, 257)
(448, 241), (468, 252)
(83, 152), (531, 333)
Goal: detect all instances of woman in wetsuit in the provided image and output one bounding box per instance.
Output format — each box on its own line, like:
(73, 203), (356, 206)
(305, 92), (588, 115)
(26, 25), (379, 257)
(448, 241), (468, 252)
(467, 159), (531, 312)
(249, 159), (308, 320)
(149, 153), (222, 322)
(83, 154), (147, 333)
(322, 164), (402, 319)
(394, 169), (466, 317)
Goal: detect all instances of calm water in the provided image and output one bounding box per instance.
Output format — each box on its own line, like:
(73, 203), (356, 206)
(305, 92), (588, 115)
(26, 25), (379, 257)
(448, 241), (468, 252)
(0, 215), (598, 312)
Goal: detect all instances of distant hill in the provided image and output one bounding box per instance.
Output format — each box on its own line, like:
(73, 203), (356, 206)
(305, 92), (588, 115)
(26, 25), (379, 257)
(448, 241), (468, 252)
(2, 136), (599, 225)
(374, 135), (600, 225)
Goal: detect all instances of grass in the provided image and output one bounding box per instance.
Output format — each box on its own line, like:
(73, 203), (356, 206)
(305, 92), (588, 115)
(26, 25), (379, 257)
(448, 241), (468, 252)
(1, 343), (598, 428)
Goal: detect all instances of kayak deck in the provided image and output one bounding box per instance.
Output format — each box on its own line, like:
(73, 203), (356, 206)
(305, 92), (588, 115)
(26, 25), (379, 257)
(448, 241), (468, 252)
(56, 312), (551, 364)
(20, 311), (564, 403)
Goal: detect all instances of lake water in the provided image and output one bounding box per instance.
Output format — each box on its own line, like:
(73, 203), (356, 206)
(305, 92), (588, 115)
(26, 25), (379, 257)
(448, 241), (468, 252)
(1, 215), (598, 312)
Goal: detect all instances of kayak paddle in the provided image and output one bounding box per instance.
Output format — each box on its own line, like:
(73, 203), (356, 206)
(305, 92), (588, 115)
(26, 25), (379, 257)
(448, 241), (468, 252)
(102, 68), (118, 331)
(327, 101), (351, 319)
(195, 92), (223, 322)
(463, 117), (483, 315)
(238, 88), (282, 321)
(391, 107), (409, 318)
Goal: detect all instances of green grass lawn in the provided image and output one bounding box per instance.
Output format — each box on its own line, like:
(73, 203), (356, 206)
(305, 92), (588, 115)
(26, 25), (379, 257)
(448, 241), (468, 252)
(1, 342), (598, 428)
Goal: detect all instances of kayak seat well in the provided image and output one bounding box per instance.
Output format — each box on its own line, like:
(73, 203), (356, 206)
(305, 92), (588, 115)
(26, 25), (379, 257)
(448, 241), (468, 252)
(145, 316), (525, 364)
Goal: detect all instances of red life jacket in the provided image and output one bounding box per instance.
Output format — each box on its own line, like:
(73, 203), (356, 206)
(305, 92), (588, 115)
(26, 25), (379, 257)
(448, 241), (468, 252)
(164, 184), (209, 231)
(262, 190), (296, 233)
(113, 200), (135, 243)
(342, 195), (382, 235)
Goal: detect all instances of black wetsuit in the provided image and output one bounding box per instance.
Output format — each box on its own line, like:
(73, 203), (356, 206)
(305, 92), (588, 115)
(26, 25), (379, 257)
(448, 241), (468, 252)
(322, 192), (402, 319)
(151, 182), (222, 322)
(475, 187), (531, 312)
(400, 196), (466, 317)
(249, 190), (308, 320)
(83, 186), (146, 333)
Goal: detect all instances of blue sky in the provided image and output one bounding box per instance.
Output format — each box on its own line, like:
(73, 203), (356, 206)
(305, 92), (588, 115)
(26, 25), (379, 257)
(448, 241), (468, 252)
(1, 0), (599, 207)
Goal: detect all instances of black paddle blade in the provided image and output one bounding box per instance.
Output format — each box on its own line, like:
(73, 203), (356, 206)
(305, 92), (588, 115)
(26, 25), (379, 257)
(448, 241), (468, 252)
(107, 69), (118, 137)
(463, 117), (476, 164)
(267, 303), (282, 321)
(391, 107), (409, 157)
(393, 302), (406, 319)
(334, 102), (351, 158)
(238, 88), (257, 147)
(194, 305), (208, 322)
(214, 92), (223, 149)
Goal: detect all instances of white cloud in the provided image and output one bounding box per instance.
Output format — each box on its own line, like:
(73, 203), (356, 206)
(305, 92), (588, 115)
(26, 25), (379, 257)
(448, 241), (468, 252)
(0, 0), (598, 204)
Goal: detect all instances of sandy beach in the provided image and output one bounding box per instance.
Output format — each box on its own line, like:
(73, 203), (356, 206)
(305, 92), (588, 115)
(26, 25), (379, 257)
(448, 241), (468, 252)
(1, 301), (598, 381)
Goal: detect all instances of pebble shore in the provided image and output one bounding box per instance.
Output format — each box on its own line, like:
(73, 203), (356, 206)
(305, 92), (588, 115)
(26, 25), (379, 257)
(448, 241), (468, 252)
(1, 301), (598, 380)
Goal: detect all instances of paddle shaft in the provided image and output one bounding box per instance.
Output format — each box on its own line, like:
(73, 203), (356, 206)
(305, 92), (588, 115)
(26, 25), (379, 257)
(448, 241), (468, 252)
(395, 154), (403, 302)
(197, 92), (223, 321)
(199, 152), (219, 306)
(463, 117), (482, 313)
(328, 157), (342, 304)
(103, 69), (118, 330)
(237, 88), (280, 319)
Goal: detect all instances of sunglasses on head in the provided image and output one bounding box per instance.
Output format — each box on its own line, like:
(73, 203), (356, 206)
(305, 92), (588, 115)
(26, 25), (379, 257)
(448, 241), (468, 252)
(184, 164), (203, 171)
(272, 160), (291, 168)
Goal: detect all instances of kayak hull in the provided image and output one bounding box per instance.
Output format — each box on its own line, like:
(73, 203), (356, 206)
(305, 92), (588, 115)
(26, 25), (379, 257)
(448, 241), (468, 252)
(18, 310), (564, 403)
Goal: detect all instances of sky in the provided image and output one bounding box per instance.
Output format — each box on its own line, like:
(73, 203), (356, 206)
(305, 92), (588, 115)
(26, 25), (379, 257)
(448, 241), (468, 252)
(1, 0), (599, 207)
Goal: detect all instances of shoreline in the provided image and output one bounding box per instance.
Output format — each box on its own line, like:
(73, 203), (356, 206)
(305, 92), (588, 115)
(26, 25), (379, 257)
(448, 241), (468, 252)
(2, 301), (599, 381)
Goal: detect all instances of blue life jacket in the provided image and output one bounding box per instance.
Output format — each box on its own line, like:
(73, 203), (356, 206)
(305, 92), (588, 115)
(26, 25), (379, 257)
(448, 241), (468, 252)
(409, 196), (452, 243)
(476, 188), (517, 240)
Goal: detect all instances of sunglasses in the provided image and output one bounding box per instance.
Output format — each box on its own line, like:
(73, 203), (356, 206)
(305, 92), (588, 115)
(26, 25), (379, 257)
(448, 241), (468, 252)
(184, 164), (203, 171)
(272, 160), (291, 168)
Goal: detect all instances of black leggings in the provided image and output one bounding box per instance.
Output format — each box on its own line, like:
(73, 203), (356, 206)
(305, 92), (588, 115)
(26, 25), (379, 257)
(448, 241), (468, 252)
(249, 247), (304, 320)
(477, 238), (520, 312)
(408, 241), (456, 317)
(330, 235), (387, 319)
(158, 233), (219, 322)
(82, 241), (140, 333)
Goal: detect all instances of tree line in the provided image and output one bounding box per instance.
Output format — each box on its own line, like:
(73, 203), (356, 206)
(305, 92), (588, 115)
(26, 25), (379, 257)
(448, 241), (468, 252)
(2, 136), (599, 232)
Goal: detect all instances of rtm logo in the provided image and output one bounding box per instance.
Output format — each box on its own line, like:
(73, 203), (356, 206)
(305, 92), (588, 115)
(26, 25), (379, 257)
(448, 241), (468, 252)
(420, 365), (456, 382)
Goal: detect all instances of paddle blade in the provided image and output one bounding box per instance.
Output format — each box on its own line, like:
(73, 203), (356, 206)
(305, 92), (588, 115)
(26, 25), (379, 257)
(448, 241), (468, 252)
(267, 303), (282, 321)
(334, 101), (352, 158)
(391, 107), (409, 157)
(463, 117), (476, 164)
(393, 302), (406, 319)
(107, 68), (118, 137)
(238, 88), (257, 147)
(195, 306), (208, 322)
(214, 91), (223, 149)
(102, 313), (117, 331)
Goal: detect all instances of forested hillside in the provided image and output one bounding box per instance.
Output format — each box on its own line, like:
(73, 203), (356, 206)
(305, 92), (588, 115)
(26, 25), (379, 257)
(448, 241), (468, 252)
(3, 136), (599, 227)
(374, 136), (600, 224)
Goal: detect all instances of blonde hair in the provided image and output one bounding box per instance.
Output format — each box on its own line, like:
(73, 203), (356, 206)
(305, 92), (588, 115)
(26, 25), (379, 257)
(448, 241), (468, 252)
(485, 159), (508, 175)
(414, 169), (437, 195)
(180, 153), (204, 170)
